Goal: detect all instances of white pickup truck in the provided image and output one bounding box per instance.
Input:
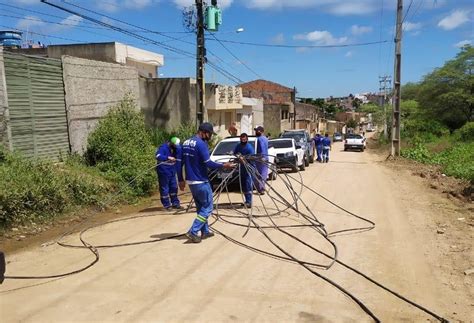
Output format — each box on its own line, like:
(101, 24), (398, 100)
(344, 134), (366, 152)
(209, 136), (277, 185)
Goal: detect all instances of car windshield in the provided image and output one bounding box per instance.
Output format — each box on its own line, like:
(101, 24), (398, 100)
(213, 140), (256, 156)
(281, 132), (305, 142)
(347, 134), (363, 139)
(334, 133), (341, 136)
(269, 140), (293, 149)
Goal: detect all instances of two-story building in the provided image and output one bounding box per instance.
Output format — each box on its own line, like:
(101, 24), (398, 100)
(239, 79), (295, 136)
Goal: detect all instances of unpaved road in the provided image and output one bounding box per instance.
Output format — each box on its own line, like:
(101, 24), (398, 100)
(1, 140), (472, 322)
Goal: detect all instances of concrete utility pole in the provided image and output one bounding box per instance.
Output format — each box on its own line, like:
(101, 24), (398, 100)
(292, 86), (297, 129)
(391, 0), (403, 156)
(379, 75), (392, 138)
(195, 0), (206, 125)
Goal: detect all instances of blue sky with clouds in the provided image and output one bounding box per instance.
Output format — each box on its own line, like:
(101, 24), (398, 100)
(1, 0), (473, 97)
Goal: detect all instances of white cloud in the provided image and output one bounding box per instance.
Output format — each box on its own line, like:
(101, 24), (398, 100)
(294, 30), (348, 46)
(124, 0), (153, 9)
(16, 15), (45, 30)
(454, 39), (472, 48)
(345, 51), (353, 57)
(350, 25), (372, 35)
(438, 10), (471, 30)
(403, 22), (422, 32)
(271, 33), (285, 45)
(246, 0), (379, 15)
(174, 0), (233, 9)
(16, 15), (83, 33)
(98, 0), (120, 13)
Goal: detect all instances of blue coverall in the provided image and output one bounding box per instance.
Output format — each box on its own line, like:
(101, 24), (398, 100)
(314, 136), (323, 162)
(322, 137), (331, 163)
(234, 142), (255, 205)
(155, 143), (182, 208)
(180, 135), (224, 236)
(255, 135), (269, 193)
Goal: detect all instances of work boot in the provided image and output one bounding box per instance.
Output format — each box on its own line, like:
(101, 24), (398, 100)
(201, 232), (215, 239)
(186, 232), (201, 243)
(173, 205), (184, 210)
(244, 203), (252, 209)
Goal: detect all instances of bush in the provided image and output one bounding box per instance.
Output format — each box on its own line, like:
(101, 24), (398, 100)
(85, 96), (156, 197)
(402, 118), (450, 142)
(0, 150), (110, 227)
(401, 142), (432, 163)
(454, 122), (474, 142)
(432, 142), (474, 182)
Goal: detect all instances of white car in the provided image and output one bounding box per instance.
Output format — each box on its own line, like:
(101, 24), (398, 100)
(268, 138), (306, 172)
(209, 136), (277, 184)
(344, 134), (366, 151)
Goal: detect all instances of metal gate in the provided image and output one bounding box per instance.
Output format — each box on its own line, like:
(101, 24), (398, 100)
(3, 52), (69, 159)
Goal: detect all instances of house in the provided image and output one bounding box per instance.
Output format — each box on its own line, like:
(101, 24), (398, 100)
(206, 84), (243, 138)
(239, 79), (295, 135)
(236, 97), (264, 135)
(8, 42), (164, 78)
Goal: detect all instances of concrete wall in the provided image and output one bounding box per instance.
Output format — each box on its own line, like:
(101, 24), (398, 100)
(0, 47), (11, 150)
(62, 55), (140, 154)
(263, 104), (282, 137)
(139, 77), (196, 131)
(49, 43), (117, 64)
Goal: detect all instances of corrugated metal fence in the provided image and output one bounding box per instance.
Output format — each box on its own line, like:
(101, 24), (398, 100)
(3, 52), (69, 160)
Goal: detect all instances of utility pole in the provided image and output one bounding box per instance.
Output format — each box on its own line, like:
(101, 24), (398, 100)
(379, 75), (392, 138)
(195, 0), (206, 126)
(391, 0), (403, 156)
(292, 86), (297, 129)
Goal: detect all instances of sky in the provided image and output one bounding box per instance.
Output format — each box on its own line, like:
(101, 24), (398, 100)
(1, 0), (473, 98)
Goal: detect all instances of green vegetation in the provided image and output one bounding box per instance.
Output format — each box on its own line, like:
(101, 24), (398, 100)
(398, 46), (473, 182)
(0, 148), (111, 227)
(0, 97), (199, 228)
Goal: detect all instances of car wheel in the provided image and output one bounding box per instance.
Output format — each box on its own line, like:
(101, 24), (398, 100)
(300, 157), (306, 171)
(292, 157), (299, 172)
(304, 153), (310, 166)
(309, 148), (315, 163)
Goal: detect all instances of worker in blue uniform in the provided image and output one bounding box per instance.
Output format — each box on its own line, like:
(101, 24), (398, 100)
(314, 133), (323, 162)
(155, 137), (182, 210)
(322, 133), (332, 163)
(178, 122), (235, 243)
(233, 133), (255, 208)
(254, 126), (269, 194)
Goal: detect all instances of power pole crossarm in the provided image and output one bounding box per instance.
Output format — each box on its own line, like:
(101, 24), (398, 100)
(391, 0), (403, 157)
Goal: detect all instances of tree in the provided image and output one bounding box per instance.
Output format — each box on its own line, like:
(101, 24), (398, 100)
(346, 118), (358, 129)
(352, 98), (362, 111)
(417, 45), (474, 130)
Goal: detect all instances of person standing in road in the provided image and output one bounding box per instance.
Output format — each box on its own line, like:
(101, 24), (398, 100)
(314, 133), (323, 162)
(178, 122), (235, 243)
(322, 133), (332, 163)
(155, 137), (182, 210)
(254, 126), (269, 194)
(233, 133), (255, 208)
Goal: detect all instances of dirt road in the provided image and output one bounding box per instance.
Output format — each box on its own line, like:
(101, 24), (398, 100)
(1, 140), (472, 322)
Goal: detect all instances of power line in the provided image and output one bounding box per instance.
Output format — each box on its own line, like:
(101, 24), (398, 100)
(206, 38), (389, 49)
(0, 2), (193, 34)
(0, 24), (85, 43)
(208, 32), (262, 79)
(39, 1), (245, 85)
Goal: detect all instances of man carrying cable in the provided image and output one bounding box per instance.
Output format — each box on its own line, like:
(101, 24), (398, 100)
(254, 126), (269, 194)
(233, 133), (255, 208)
(178, 122), (235, 243)
(155, 137), (183, 210)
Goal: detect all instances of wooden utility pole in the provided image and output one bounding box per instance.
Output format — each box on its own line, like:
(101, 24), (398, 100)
(391, 0), (403, 156)
(196, 0), (206, 125)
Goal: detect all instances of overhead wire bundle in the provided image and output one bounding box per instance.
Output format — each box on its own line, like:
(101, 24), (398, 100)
(0, 154), (448, 322)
